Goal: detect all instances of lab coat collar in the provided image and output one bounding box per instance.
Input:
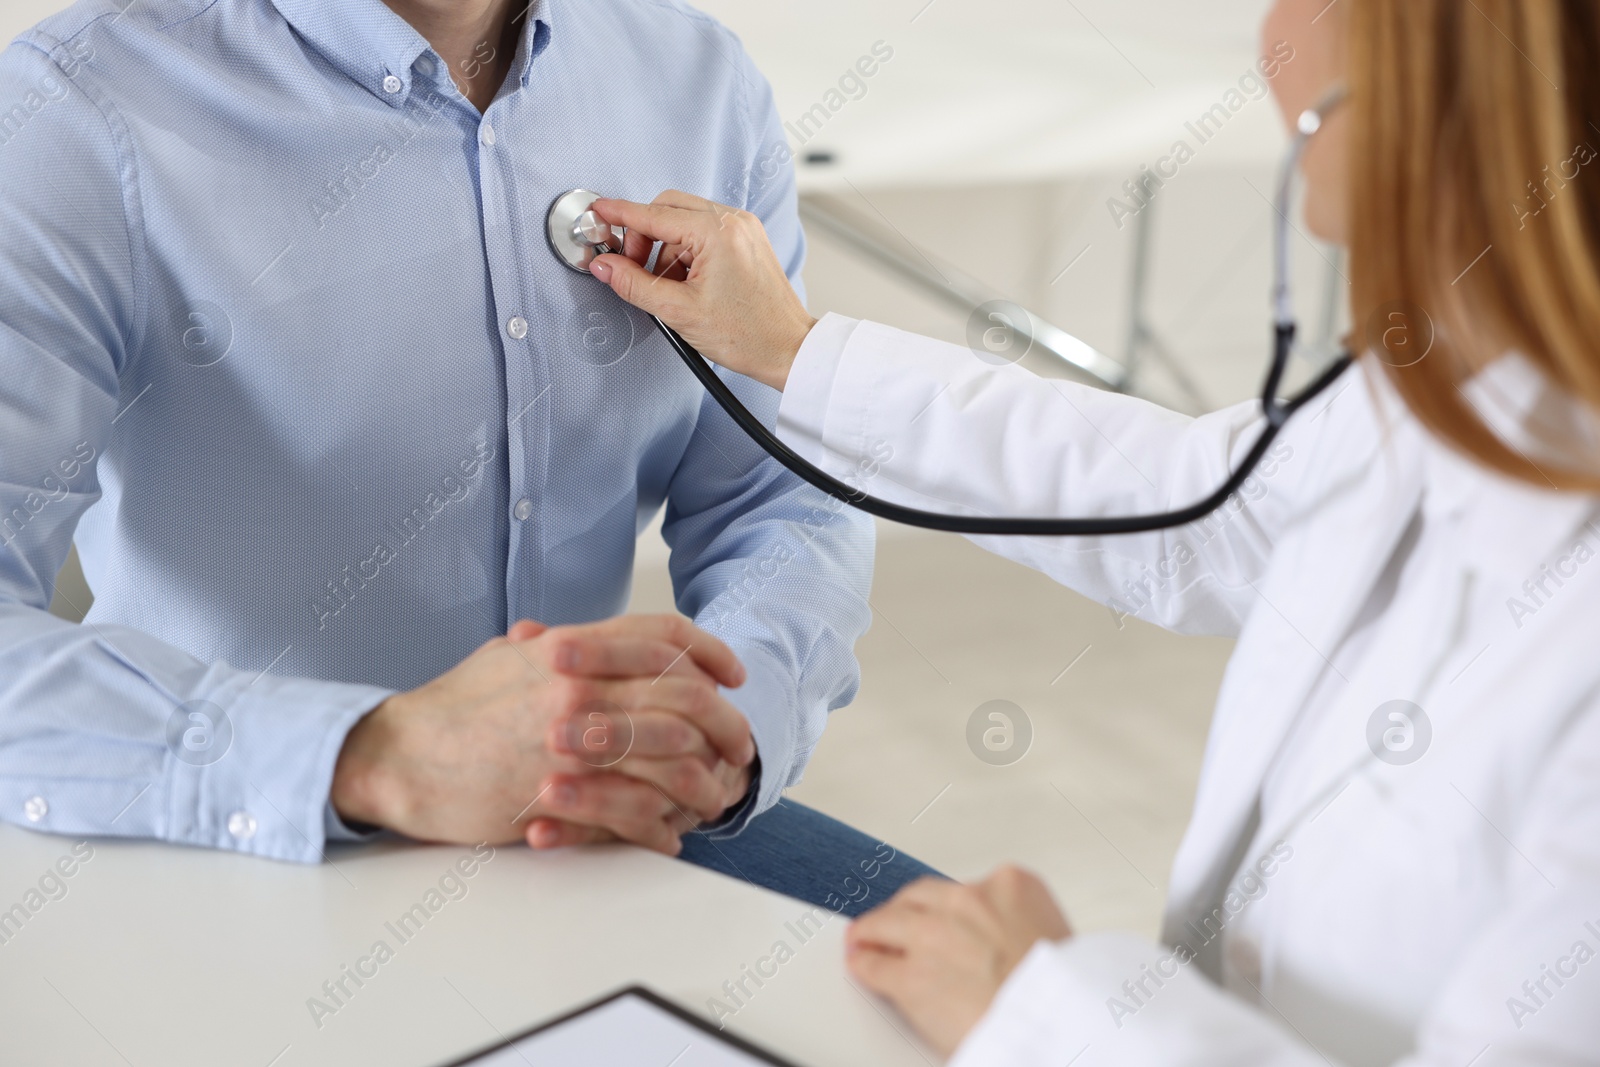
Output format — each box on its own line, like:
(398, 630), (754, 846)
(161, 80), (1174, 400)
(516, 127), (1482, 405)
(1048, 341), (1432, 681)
(269, 0), (552, 107)
(1419, 353), (1600, 581)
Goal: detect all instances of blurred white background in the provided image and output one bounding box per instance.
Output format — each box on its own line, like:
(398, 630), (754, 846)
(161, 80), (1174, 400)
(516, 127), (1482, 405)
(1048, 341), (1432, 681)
(14, 0), (1348, 937)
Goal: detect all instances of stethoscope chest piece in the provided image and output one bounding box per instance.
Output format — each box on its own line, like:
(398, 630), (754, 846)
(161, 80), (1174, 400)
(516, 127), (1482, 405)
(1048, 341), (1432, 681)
(547, 188), (623, 273)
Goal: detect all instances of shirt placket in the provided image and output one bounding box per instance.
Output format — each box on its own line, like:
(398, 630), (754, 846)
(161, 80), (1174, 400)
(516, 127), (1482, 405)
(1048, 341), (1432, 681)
(471, 91), (548, 629)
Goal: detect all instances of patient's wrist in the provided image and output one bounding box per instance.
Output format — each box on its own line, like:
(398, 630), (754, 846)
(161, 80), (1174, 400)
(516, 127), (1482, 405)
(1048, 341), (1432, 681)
(330, 697), (410, 831)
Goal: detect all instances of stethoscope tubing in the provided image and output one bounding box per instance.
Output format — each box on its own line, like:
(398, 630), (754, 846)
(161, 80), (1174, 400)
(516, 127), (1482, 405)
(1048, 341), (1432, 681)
(566, 84), (1354, 537)
(650, 313), (1355, 537)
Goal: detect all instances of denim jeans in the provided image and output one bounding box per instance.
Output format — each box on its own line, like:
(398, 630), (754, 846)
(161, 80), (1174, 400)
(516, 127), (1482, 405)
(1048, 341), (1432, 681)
(677, 799), (944, 918)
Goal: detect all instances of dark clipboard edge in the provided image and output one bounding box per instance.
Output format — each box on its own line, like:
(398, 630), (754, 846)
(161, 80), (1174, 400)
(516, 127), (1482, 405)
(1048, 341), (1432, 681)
(435, 984), (809, 1067)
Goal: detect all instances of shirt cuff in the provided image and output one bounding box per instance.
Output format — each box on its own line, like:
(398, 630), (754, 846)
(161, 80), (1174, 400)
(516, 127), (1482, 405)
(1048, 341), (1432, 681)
(709, 644), (797, 828)
(694, 754), (762, 839)
(324, 801), (385, 843)
(163, 672), (394, 864)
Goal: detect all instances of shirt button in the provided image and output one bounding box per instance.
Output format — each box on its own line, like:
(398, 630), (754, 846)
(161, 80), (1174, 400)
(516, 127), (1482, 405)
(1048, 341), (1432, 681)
(382, 74), (402, 94)
(513, 498), (534, 521)
(480, 122), (496, 147)
(23, 795), (47, 822)
(506, 316), (529, 340)
(227, 811), (257, 840)
(415, 55), (435, 76)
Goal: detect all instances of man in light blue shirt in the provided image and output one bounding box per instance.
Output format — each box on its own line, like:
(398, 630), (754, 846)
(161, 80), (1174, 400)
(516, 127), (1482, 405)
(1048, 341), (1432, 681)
(0, 0), (934, 911)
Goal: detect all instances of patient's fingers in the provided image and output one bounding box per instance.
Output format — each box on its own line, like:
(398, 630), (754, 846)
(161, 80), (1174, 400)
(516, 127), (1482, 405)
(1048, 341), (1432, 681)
(625, 676), (753, 766)
(537, 772), (684, 855)
(547, 708), (713, 763)
(547, 676), (751, 768)
(611, 754), (728, 823)
(525, 810), (695, 850)
(610, 710), (707, 760)
(524, 819), (615, 849)
(551, 636), (706, 682)
(545, 615), (746, 689)
(506, 619), (548, 642)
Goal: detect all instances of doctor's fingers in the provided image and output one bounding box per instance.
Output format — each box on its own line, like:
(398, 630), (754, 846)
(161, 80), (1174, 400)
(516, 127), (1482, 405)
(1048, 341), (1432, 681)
(859, 879), (1007, 943)
(589, 252), (693, 322)
(848, 900), (982, 958)
(592, 195), (753, 255)
(845, 941), (915, 993)
(613, 225), (693, 280)
(651, 242), (694, 282)
(619, 224), (656, 266)
(591, 197), (712, 249)
(649, 189), (726, 212)
(973, 865), (1073, 941)
(646, 191), (741, 277)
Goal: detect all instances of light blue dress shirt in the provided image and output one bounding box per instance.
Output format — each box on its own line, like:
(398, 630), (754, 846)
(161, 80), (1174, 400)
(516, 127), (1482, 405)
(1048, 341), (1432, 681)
(0, 0), (873, 862)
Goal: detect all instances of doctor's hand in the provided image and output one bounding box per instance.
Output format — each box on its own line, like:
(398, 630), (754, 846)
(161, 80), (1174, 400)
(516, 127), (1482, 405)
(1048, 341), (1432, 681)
(330, 615), (755, 856)
(585, 191), (816, 392)
(846, 866), (1072, 1058)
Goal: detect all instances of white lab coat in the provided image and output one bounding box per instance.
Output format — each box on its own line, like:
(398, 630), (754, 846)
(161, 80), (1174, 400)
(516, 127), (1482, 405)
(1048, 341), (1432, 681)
(776, 314), (1600, 1067)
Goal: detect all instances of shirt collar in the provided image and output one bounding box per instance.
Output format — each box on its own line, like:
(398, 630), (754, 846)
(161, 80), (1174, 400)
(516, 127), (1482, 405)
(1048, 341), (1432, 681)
(270, 0), (553, 107)
(507, 0), (553, 90)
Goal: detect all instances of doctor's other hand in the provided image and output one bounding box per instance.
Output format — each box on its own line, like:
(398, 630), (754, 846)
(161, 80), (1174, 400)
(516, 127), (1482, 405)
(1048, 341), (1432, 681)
(586, 191), (816, 392)
(845, 866), (1072, 1058)
(330, 615), (754, 856)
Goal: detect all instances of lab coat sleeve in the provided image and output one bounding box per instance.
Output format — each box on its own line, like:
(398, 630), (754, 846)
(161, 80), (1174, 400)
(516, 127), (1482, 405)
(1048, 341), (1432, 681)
(779, 315), (1348, 637)
(657, 47), (874, 825)
(949, 698), (1600, 1067)
(951, 933), (1327, 1067)
(0, 39), (394, 863)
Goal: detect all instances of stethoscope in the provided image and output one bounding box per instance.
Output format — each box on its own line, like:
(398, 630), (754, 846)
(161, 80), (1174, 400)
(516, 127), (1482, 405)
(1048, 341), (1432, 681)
(546, 87), (1354, 537)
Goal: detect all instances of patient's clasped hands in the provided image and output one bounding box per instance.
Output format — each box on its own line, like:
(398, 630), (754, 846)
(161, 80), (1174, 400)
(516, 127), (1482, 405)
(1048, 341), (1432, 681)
(330, 615), (754, 856)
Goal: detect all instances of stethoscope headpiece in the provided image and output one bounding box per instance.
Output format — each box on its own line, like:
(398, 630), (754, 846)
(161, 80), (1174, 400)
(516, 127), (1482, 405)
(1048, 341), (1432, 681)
(547, 188), (623, 273)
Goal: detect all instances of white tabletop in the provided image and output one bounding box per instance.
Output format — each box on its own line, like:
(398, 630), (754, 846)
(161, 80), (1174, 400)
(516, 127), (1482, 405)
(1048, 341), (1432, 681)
(0, 825), (935, 1066)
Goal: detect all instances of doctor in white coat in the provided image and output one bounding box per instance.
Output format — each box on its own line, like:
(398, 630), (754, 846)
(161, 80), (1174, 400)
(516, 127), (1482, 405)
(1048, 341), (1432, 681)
(586, 0), (1600, 1062)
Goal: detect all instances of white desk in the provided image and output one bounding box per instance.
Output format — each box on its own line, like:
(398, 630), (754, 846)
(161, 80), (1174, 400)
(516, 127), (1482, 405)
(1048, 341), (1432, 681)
(0, 825), (935, 1066)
